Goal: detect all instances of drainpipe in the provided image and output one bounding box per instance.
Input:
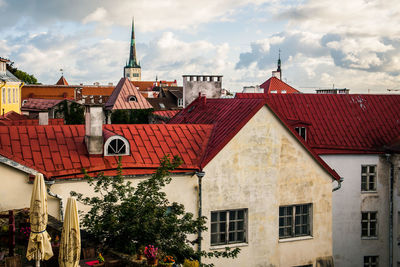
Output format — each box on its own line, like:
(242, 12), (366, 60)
(45, 180), (64, 222)
(195, 171), (205, 264)
(386, 153), (394, 267)
(332, 177), (344, 192)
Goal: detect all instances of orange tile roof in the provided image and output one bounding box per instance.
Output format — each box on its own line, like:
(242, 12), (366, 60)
(105, 78), (153, 110)
(0, 124), (212, 179)
(82, 86), (115, 96)
(260, 77), (299, 94)
(55, 76), (69, 85)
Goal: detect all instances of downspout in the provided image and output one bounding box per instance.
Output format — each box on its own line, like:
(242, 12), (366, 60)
(196, 171), (205, 264)
(332, 177), (344, 192)
(386, 153), (394, 267)
(45, 180), (64, 222)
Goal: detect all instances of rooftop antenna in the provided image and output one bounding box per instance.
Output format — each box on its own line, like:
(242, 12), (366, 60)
(59, 68), (64, 76)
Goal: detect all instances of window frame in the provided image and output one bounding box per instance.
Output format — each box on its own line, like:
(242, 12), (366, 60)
(210, 208), (248, 246)
(7, 88), (11, 104)
(363, 255), (378, 266)
(279, 203), (313, 239)
(361, 211), (378, 238)
(104, 135), (130, 156)
(2, 88), (5, 104)
(361, 165), (377, 192)
(295, 127), (307, 140)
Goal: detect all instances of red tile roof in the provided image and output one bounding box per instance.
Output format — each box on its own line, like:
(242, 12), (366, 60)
(21, 98), (64, 112)
(55, 76), (69, 85)
(0, 124), (212, 179)
(0, 111), (29, 121)
(238, 93), (400, 154)
(260, 77), (299, 94)
(106, 78), (153, 110)
(170, 95), (340, 181)
(0, 119), (64, 126)
(153, 110), (180, 119)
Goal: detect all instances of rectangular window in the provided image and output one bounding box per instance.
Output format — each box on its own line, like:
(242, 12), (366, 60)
(295, 127), (307, 140)
(7, 88), (10, 104)
(364, 256), (378, 266)
(279, 204), (312, 239)
(178, 98), (184, 107)
(211, 209), (247, 246)
(361, 212), (377, 238)
(13, 88), (15, 103)
(2, 88), (5, 104)
(361, 165), (376, 191)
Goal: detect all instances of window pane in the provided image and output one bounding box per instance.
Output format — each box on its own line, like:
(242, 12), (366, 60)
(211, 234), (218, 244)
(237, 232), (244, 242)
(369, 166), (375, 173)
(362, 166), (367, 173)
(220, 212), (226, 221)
(237, 221), (244, 230)
(211, 223), (217, 233)
(362, 213), (368, 220)
(237, 210), (244, 219)
(229, 222), (235, 231)
(220, 223), (226, 232)
(211, 212), (218, 222)
(229, 232), (234, 242)
(220, 233), (226, 243)
(230, 211), (236, 220)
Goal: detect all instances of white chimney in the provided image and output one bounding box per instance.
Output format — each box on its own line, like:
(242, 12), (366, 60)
(38, 112), (48, 125)
(84, 105), (104, 155)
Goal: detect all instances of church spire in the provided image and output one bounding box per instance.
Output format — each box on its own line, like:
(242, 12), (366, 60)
(276, 49), (282, 80)
(127, 17), (140, 68)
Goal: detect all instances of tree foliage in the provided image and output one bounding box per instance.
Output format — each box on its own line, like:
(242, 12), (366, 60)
(110, 109), (153, 124)
(71, 156), (239, 265)
(6, 63), (38, 84)
(55, 100), (84, 125)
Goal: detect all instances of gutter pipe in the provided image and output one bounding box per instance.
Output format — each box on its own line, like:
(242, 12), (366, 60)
(332, 177), (344, 192)
(386, 154), (394, 267)
(45, 180), (64, 222)
(195, 171), (205, 265)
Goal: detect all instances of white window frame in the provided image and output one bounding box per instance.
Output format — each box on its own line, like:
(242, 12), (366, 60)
(295, 127), (307, 140)
(104, 135), (130, 156)
(361, 165), (377, 192)
(210, 209), (248, 246)
(279, 203), (312, 239)
(178, 98), (184, 107)
(361, 211), (377, 238)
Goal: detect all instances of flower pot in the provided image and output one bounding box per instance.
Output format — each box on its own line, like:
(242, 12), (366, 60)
(147, 258), (158, 266)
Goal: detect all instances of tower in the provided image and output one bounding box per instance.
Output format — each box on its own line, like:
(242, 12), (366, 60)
(124, 18), (141, 81)
(272, 49), (282, 80)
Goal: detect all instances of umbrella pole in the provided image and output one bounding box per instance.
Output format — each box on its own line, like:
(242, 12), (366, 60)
(36, 248), (40, 267)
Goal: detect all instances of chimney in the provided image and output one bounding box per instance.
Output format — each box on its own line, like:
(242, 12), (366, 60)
(84, 104), (104, 155)
(38, 112), (48, 125)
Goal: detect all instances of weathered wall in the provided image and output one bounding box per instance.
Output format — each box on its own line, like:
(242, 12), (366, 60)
(202, 106), (333, 267)
(322, 154), (395, 267)
(183, 76), (222, 107)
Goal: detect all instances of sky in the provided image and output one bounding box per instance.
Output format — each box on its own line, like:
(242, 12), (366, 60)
(1, 0), (399, 93)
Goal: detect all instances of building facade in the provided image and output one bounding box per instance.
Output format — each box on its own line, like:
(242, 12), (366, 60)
(0, 58), (23, 114)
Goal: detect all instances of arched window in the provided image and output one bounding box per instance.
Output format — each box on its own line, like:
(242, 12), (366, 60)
(104, 136), (130, 156)
(128, 95), (137, 102)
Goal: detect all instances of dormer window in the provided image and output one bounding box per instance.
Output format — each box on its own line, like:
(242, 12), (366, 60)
(128, 95), (137, 102)
(178, 98), (184, 107)
(295, 127), (307, 140)
(104, 136), (130, 156)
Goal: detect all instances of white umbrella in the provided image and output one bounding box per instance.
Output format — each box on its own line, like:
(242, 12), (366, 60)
(59, 197), (81, 267)
(26, 173), (53, 267)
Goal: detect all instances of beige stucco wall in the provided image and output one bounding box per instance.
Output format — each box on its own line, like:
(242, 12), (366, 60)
(0, 164), (197, 223)
(201, 106), (333, 267)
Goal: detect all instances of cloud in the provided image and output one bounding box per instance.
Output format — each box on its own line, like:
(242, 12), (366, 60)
(0, 0), (273, 32)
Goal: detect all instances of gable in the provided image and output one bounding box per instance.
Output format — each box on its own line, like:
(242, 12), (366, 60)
(105, 78), (153, 110)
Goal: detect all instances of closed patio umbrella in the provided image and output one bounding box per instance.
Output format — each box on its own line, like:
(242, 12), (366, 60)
(59, 197), (81, 267)
(26, 173), (53, 267)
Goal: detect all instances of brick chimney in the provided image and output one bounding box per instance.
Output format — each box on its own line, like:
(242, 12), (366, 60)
(84, 104), (104, 155)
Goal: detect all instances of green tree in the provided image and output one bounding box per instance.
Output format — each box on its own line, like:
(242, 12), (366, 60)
(71, 156), (239, 265)
(6, 63), (38, 84)
(111, 109), (153, 124)
(55, 100), (84, 125)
